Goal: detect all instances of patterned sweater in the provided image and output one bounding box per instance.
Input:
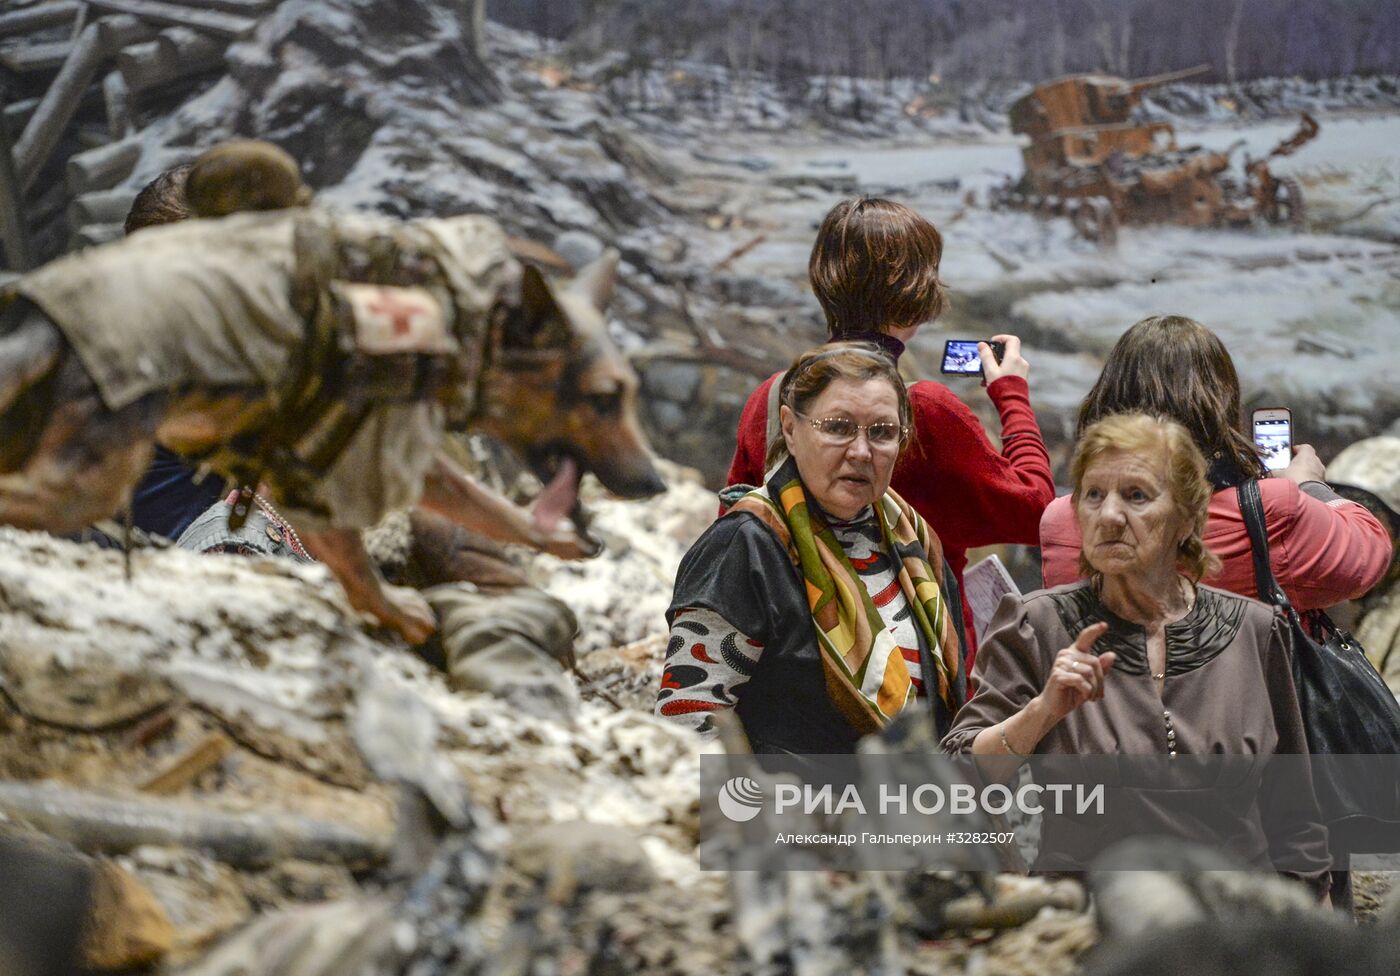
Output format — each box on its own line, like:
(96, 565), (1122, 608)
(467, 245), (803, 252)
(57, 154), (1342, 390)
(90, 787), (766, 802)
(656, 506), (927, 736)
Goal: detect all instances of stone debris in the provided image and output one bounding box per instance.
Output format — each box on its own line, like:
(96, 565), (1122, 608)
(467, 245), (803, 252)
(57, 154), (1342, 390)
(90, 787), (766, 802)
(1089, 838), (1319, 943)
(81, 859), (177, 971)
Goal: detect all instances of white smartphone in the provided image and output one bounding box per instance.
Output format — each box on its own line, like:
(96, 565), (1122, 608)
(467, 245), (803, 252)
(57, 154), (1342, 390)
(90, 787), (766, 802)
(1252, 407), (1293, 473)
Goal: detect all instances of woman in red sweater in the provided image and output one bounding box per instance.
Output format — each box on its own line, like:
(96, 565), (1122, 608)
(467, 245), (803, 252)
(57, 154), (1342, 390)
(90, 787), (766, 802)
(1040, 315), (1389, 610)
(724, 198), (1056, 670)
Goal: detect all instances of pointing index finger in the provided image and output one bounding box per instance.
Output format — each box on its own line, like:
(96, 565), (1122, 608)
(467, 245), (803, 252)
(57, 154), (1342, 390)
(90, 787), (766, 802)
(1074, 621), (1109, 653)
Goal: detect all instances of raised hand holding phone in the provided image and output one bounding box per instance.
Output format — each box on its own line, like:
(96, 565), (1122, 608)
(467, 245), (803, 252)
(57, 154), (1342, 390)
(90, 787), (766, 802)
(980, 333), (1029, 384)
(1251, 407), (1293, 474)
(1280, 443), (1326, 485)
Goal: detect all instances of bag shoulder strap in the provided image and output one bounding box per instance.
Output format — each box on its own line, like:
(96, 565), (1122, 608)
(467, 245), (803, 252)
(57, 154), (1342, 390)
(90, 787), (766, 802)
(1235, 479), (1292, 611)
(764, 370), (786, 454)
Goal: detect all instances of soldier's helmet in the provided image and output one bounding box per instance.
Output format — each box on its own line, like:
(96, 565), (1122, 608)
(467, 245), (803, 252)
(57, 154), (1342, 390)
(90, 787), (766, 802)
(1329, 436), (1400, 532)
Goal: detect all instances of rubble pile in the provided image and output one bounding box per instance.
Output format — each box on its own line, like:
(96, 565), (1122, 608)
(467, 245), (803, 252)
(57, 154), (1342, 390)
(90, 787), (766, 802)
(0, 477), (722, 972)
(1, 493), (1394, 973)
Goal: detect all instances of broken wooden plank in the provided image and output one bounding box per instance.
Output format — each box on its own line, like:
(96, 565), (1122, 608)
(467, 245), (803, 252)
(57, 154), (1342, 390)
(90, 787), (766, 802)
(154, 24), (225, 68)
(137, 731), (234, 795)
(0, 100), (33, 269)
(67, 136), (141, 194)
(103, 69), (131, 138)
(85, 0), (257, 40)
(0, 1), (82, 40)
(0, 39), (76, 73)
(15, 16), (157, 191)
(715, 233), (767, 272)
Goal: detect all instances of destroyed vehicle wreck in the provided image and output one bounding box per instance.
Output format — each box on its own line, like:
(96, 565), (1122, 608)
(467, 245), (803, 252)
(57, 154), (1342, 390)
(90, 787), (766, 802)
(995, 67), (1319, 242)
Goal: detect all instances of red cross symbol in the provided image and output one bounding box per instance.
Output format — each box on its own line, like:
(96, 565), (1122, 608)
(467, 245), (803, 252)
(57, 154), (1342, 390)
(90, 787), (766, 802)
(363, 287), (425, 337)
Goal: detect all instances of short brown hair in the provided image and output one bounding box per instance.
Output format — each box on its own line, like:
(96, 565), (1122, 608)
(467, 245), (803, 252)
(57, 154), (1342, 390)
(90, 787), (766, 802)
(808, 197), (946, 337)
(1070, 413), (1222, 581)
(124, 164), (193, 235)
(1077, 314), (1266, 481)
(765, 341), (913, 469)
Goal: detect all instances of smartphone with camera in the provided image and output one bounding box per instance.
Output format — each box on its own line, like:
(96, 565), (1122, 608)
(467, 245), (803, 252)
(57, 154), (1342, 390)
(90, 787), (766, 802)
(941, 339), (1005, 376)
(1252, 407), (1293, 473)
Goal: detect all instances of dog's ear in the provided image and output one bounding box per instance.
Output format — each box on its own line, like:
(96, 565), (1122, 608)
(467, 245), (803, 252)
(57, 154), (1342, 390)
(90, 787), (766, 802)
(570, 249), (619, 314)
(502, 264), (573, 350)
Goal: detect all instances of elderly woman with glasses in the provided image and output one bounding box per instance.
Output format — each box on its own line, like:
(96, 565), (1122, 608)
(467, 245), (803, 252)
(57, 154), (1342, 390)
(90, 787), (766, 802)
(655, 342), (966, 754)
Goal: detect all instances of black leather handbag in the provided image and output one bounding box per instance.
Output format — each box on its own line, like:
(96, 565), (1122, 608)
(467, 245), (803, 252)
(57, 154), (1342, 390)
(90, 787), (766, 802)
(1237, 479), (1400, 840)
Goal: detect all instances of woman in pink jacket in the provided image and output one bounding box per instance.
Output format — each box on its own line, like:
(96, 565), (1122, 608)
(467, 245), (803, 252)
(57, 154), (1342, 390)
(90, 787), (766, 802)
(1039, 315), (1389, 610)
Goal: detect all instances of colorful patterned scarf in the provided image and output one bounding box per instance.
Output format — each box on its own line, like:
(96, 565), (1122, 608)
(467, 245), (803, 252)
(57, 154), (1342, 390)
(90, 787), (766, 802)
(729, 455), (965, 736)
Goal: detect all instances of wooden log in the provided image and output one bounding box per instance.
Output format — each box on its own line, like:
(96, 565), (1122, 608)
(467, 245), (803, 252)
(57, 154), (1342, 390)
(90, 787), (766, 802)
(0, 780), (391, 869)
(69, 187), (138, 226)
(95, 13), (160, 51)
(71, 222), (125, 248)
(15, 16), (156, 192)
(0, 39), (76, 73)
(85, 0), (257, 40)
(67, 137), (141, 194)
(155, 24), (226, 66)
(77, 123), (114, 149)
(103, 69), (131, 138)
(119, 27), (225, 93)
(2, 97), (38, 134)
(180, 0), (275, 14)
(0, 1), (82, 40)
(115, 39), (163, 90)
(0, 99), (33, 270)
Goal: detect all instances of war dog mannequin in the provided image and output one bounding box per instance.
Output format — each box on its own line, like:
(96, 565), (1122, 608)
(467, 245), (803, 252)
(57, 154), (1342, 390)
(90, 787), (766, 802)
(0, 142), (664, 641)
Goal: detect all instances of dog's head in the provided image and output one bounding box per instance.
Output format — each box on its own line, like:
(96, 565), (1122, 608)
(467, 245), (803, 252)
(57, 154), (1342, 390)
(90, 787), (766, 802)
(473, 251), (667, 510)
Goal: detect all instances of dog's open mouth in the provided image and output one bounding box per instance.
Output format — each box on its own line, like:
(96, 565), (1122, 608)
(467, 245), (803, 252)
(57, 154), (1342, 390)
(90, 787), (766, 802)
(532, 452), (579, 534)
(530, 447), (600, 551)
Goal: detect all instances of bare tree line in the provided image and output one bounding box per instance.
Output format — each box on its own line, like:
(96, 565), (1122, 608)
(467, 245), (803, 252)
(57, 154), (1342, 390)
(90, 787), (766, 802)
(488, 0), (1400, 84)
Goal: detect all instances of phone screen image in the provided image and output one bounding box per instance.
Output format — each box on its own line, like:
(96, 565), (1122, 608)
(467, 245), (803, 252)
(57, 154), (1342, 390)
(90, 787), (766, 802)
(942, 340), (983, 374)
(1253, 417), (1292, 472)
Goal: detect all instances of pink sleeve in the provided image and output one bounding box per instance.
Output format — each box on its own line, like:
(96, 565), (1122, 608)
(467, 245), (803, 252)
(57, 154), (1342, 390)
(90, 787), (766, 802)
(1038, 494), (1085, 588)
(1268, 481), (1391, 608)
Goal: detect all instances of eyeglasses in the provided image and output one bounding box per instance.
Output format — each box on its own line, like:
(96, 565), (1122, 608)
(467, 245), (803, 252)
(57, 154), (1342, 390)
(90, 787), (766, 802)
(797, 412), (908, 447)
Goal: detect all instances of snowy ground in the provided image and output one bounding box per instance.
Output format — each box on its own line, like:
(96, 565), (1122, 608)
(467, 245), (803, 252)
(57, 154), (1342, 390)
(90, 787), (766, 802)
(685, 111), (1400, 465)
